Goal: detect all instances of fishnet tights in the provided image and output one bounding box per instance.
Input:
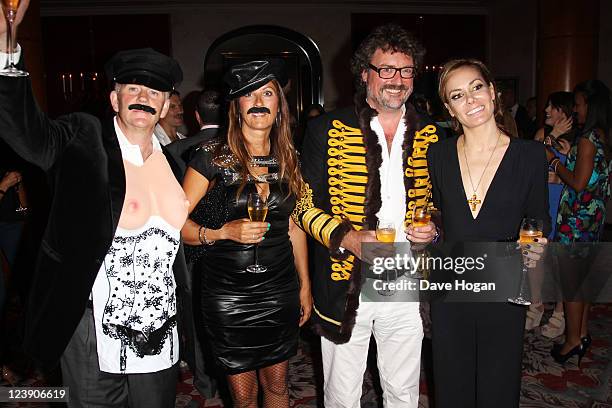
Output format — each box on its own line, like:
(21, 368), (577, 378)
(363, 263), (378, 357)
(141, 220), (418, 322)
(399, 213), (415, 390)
(227, 360), (289, 408)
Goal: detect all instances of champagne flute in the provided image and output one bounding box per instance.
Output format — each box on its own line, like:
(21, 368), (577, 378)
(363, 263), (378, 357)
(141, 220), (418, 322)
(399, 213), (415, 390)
(246, 193), (268, 273)
(376, 219), (396, 243)
(0, 0), (28, 77)
(509, 218), (543, 305)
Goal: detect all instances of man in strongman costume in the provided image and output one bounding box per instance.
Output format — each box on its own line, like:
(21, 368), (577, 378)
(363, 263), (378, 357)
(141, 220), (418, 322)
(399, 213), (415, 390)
(0, 3), (187, 406)
(292, 23), (440, 407)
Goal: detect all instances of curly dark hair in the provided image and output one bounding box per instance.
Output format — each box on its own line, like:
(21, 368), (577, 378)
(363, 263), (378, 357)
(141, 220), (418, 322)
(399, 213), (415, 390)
(350, 23), (426, 92)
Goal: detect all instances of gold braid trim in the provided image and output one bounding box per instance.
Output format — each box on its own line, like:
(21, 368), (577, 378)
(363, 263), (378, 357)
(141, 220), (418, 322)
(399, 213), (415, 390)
(292, 183), (343, 248)
(327, 120), (367, 281)
(404, 124), (439, 226)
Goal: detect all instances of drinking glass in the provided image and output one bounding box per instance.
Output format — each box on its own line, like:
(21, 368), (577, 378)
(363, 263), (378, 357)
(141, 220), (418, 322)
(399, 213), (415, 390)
(376, 219), (396, 243)
(375, 219), (396, 296)
(0, 0), (28, 77)
(412, 205), (431, 227)
(246, 193), (268, 273)
(509, 218), (543, 305)
(518, 218), (544, 243)
(408, 205), (432, 279)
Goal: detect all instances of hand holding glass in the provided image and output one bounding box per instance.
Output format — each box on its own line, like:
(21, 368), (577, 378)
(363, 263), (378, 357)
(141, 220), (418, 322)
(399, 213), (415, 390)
(509, 218), (544, 305)
(246, 193), (268, 273)
(1, 0), (28, 77)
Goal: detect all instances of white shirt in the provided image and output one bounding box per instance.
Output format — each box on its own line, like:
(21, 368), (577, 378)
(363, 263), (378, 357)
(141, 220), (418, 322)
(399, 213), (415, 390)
(91, 117), (180, 374)
(370, 111), (409, 243)
(154, 123), (185, 146)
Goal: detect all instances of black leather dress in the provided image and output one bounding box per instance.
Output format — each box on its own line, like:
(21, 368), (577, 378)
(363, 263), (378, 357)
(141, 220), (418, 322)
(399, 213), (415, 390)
(188, 142), (300, 374)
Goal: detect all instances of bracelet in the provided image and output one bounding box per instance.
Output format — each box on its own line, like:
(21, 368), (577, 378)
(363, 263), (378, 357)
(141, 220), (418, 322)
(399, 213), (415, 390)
(198, 226), (215, 246)
(203, 227), (215, 245)
(198, 225), (206, 245)
(548, 155), (560, 166)
(548, 158), (560, 172)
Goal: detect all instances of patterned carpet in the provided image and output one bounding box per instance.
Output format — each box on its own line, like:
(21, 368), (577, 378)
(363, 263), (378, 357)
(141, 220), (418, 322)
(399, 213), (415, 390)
(174, 304), (612, 408)
(3, 304), (611, 407)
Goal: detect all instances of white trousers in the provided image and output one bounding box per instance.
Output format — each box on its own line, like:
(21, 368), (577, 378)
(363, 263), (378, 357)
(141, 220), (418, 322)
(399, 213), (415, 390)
(321, 300), (423, 408)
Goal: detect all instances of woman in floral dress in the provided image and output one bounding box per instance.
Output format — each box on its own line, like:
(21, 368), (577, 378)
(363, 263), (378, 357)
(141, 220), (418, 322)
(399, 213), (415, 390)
(546, 79), (610, 365)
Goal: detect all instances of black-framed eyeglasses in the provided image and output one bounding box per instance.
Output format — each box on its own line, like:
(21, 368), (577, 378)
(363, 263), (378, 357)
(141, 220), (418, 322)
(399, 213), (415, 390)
(368, 64), (415, 79)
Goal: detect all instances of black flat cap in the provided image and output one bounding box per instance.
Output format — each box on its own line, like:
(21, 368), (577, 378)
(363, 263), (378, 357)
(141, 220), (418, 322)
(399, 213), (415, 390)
(105, 48), (183, 92)
(224, 59), (288, 99)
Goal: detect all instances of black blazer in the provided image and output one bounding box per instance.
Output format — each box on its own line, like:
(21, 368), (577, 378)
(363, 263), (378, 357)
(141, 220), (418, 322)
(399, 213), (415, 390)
(0, 73), (188, 369)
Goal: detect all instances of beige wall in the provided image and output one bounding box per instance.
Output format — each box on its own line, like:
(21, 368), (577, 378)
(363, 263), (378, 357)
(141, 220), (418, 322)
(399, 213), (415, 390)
(170, 8), (352, 110)
(41, 0), (612, 109)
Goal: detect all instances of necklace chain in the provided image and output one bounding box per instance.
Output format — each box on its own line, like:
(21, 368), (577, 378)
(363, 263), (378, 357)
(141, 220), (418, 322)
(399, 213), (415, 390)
(462, 132), (501, 211)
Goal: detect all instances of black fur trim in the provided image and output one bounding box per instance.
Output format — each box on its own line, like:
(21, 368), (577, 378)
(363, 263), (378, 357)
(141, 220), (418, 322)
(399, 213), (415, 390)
(310, 254), (363, 345)
(356, 97), (383, 230)
(328, 218), (355, 260)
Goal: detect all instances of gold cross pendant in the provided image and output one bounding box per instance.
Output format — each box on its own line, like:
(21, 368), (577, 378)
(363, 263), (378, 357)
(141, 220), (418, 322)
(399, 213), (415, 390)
(468, 194), (482, 212)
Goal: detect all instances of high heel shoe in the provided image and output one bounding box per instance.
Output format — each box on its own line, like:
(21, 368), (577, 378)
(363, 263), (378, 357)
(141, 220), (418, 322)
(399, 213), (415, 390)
(551, 343), (586, 367)
(581, 334), (592, 350)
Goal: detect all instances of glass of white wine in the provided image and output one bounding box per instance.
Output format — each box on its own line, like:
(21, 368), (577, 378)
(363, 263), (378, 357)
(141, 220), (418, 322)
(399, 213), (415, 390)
(519, 218), (544, 243)
(246, 193), (268, 273)
(509, 217), (544, 305)
(0, 0), (28, 77)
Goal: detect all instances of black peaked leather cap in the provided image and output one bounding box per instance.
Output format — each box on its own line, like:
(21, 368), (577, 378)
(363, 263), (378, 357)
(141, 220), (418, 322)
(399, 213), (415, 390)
(224, 59), (288, 99)
(105, 48), (183, 92)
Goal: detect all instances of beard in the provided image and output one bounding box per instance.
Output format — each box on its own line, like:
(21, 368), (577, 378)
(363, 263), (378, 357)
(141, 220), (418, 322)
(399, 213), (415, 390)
(367, 84), (412, 111)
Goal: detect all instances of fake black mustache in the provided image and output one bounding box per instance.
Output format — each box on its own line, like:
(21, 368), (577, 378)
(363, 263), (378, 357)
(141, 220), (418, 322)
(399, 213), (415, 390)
(128, 104), (157, 115)
(247, 106), (271, 115)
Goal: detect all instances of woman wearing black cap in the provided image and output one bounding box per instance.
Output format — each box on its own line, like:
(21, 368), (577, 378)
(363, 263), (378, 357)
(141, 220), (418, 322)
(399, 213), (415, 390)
(181, 60), (311, 407)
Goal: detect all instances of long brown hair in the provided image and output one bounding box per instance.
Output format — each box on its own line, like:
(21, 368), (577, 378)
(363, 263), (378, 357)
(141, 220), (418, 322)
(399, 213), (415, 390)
(438, 58), (510, 135)
(221, 79), (304, 199)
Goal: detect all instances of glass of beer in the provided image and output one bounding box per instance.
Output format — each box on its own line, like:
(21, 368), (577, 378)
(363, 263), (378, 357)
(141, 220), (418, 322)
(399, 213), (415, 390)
(376, 219), (396, 243)
(246, 193), (268, 273)
(509, 218), (544, 305)
(0, 0), (28, 77)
